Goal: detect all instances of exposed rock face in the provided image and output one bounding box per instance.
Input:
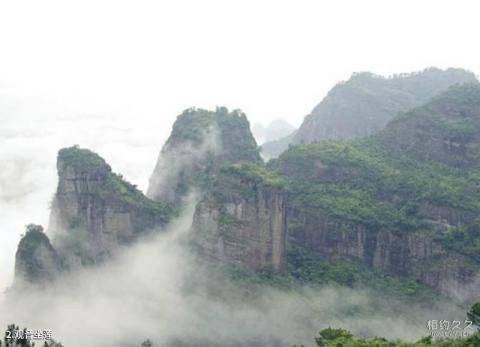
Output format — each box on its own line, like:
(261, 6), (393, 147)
(191, 165), (287, 271)
(49, 146), (173, 265)
(383, 84), (480, 167)
(147, 107), (261, 207)
(293, 67), (478, 145)
(287, 209), (477, 297)
(14, 224), (61, 286)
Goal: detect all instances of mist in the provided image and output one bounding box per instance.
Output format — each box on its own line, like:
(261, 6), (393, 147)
(0, 199), (467, 347)
(0, 84), (473, 347)
(0, 106), (170, 296)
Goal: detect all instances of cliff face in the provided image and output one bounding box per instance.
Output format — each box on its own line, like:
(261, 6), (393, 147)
(191, 164), (287, 271)
(48, 146), (174, 266)
(14, 225), (61, 286)
(147, 107), (261, 207)
(293, 67), (478, 145)
(287, 208), (477, 297)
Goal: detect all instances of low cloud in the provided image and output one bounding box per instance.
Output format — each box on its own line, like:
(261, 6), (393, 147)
(0, 203), (468, 347)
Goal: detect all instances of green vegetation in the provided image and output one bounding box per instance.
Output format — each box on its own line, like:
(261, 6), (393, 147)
(286, 244), (439, 302)
(467, 303), (480, 330)
(57, 145), (109, 173)
(17, 225), (51, 255)
(165, 106), (261, 163)
(106, 172), (175, 220)
(272, 122), (480, 236)
(294, 327), (480, 347)
(436, 222), (480, 264)
(293, 67), (478, 145)
(59, 146), (176, 223)
(222, 244), (439, 303)
(15, 224), (60, 283)
(166, 107), (217, 146)
(221, 162), (285, 189)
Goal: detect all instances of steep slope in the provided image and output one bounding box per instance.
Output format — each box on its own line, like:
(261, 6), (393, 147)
(14, 224), (61, 286)
(192, 163), (287, 271)
(48, 146), (174, 267)
(293, 67), (477, 145)
(147, 107), (261, 207)
(147, 107), (287, 270)
(272, 84), (480, 296)
(384, 83), (480, 167)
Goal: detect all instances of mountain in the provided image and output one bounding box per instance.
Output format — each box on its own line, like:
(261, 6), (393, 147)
(147, 107), (286, 270)
(272, 83), (480, 296)
(14, 146), (175, 284)
(188, 84), (480, 296)
(14, 224), (61, 287)
(147, 107), (261, 207)
(292, 67), (477, 146)
(13, 85), (480, 299)
(383, 83), (480, 167)
(260, 130), (297, 160)
(252, 119), (296, 144)
(192, 162), (287, 271)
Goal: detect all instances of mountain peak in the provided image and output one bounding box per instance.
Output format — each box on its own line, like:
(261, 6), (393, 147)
(293, 67), (478, 145)
(57, 145), (111, 175)
(147, 107), (261, 205)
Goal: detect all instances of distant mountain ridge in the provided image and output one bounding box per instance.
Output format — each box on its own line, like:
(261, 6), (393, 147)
(252, 119), (296, 144)
(295, 67), (478, 144)
(261, 68), (478, 159)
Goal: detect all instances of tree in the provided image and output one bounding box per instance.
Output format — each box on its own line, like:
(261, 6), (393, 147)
(314, 328), (352, 346)
(467, 302), (480, 330)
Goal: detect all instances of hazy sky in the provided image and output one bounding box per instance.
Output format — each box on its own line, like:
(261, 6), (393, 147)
(1, 0), (479, 129)
(1, 0), (480, 297)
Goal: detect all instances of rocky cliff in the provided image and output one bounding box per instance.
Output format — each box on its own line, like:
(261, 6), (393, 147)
(287, 208), (477, 298)
(192, 163), (287, 271)
(147, 107), (261, 207)
(48, 146), (174, 267)
(293, 67), (477, 146)
(147, 107), (287, 271)
(14, 224), (61, 287)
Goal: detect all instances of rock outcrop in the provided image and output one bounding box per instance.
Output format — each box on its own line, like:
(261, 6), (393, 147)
(14, 224), (61, 286)
(48, 146), (174, 266)
(147, 107), (287, 271)
(192, 163), (287, 271)
(147, 107), (261, 207)
(293, 67), (477, 145)
(287, 209), (477, 298)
